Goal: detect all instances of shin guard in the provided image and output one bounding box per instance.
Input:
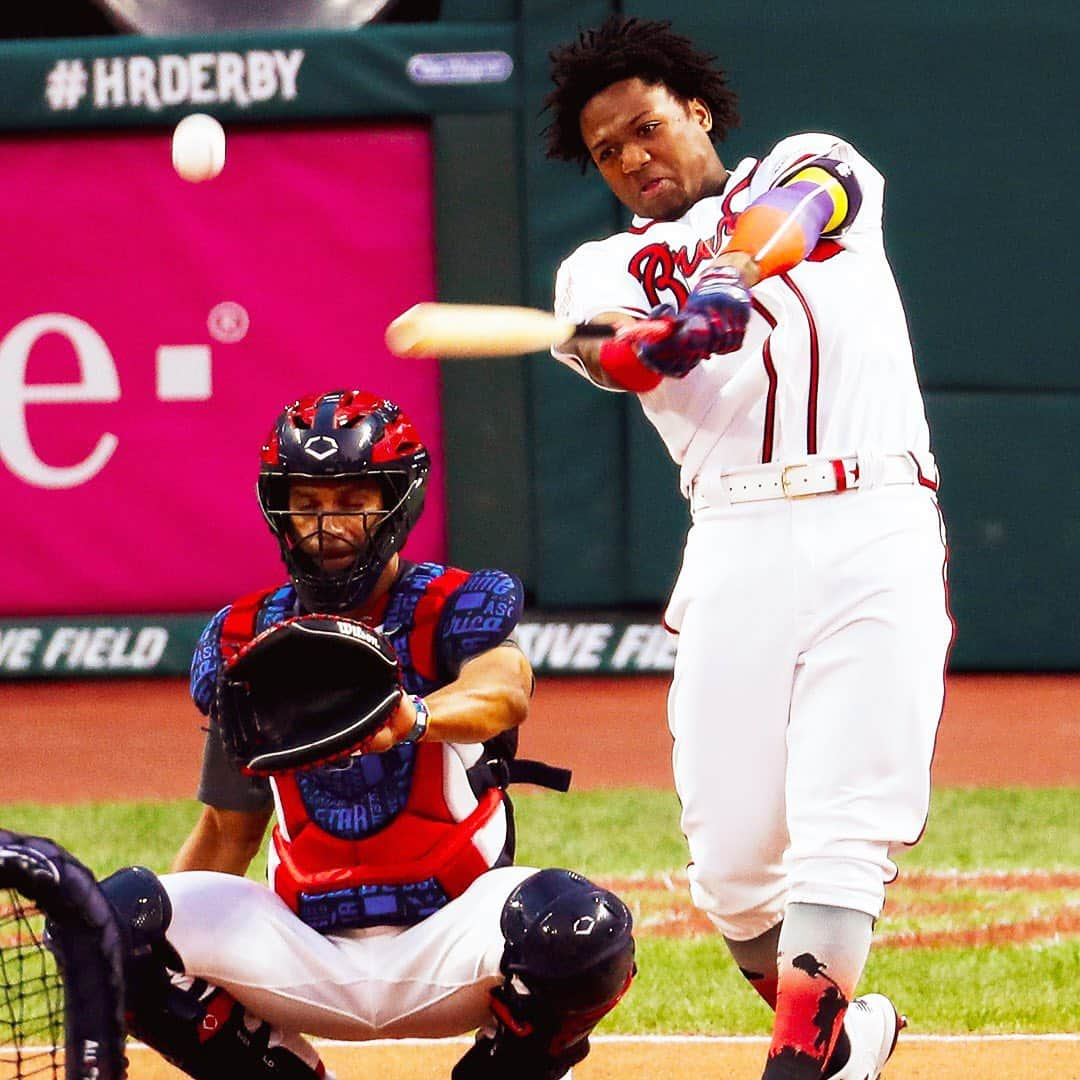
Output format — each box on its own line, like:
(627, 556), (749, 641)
(453, 869), (635, 1080)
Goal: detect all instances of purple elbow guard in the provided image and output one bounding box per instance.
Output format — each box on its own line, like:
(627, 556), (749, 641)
(754, 182), (835, 255)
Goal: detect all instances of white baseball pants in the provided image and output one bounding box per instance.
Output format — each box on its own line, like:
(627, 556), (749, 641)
(665, 485), (951, 940)
(161, 864), (535, 1039)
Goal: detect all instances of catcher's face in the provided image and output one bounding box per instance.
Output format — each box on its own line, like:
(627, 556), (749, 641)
(287, 478), (387, 572)
(580, 78), (726, 221)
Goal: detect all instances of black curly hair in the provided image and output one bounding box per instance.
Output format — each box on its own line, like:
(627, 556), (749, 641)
(544, 15), (740, 171)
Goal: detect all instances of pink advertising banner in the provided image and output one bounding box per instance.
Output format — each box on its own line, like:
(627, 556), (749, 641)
(0, 124), (442, 616)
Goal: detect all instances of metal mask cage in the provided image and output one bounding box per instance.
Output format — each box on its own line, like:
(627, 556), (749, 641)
(258, 469), (423, 612)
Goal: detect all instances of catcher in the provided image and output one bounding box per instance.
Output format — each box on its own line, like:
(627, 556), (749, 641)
(94, 390), (635, 1080)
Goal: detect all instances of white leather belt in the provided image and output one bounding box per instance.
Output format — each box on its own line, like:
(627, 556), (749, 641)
(690, 452), (935, 513)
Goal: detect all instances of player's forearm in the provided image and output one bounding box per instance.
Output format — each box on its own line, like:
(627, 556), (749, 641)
(172, 831), (253, 875)
(562, 311), (639, 389)
(423, 646), (533, 744)
(171, 807), (270, 875)
(710, 249), (762, 287)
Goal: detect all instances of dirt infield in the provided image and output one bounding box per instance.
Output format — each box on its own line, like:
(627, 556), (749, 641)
(120, 1036), (1080, 1079)
(3, 673), (1078, 803)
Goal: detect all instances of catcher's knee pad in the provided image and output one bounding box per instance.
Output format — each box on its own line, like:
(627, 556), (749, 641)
(453, 869), (635, 1080)
(501, 868), (636, 1011)
(98, 865), (183, 993)
(99, 867), (323, 1079)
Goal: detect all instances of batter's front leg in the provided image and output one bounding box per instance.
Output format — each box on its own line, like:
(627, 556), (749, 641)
(760, 493), (949, 1079)
(666, 536), (800, 942)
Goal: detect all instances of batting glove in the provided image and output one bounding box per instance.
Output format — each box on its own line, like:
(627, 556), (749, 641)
(636, 265), (752, 377)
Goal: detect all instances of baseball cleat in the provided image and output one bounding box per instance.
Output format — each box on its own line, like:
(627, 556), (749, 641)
(827, 993), (906, 1079)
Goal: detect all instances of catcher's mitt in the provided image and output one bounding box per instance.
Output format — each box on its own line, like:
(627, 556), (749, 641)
(215, 614), (402, 775)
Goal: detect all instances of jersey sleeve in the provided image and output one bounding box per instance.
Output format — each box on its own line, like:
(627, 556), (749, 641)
(749, 132), (884, 243)
(551, 241), (654, 391)
(188, 603), (274, 809)
(196, 723), (274, 812)
(435, 568), (525, 680)
(190, 605), (229, 716)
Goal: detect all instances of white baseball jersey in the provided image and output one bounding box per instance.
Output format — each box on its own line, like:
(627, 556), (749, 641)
(553, 133), (933, 497)
(553, 132), (952, 942)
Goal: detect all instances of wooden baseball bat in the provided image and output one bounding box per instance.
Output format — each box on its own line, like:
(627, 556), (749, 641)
(385, 303), (615, 358)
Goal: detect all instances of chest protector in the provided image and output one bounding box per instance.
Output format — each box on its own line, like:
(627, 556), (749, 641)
(219, 563), (536, 933)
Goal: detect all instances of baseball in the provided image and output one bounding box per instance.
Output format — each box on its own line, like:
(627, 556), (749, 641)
(172, 113), (225, 183)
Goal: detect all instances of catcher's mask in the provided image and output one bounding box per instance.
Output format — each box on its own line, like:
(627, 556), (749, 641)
(216, 614), (402, 775)
(258, 390), (430, 613)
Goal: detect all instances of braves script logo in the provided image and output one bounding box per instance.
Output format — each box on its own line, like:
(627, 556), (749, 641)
(626, 168), (759, 308)
(627, 229), (724, 309)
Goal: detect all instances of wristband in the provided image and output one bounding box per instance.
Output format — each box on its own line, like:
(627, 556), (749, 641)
(598, 337), (663, 392)
(599, 315), (682, 391)
(400, 694), (430, 744)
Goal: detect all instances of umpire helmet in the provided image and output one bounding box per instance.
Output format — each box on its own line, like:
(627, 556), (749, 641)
(258, 390), (430, 613)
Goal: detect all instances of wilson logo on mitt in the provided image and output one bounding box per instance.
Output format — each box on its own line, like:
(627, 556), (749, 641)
(215, 614), (402, 775)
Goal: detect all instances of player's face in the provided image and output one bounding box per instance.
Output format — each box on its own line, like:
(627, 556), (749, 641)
(287, 478), (387, 572)
(580, 78), (726, 221)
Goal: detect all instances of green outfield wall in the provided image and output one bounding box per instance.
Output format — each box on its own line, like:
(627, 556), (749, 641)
(1, 4), (1077, 670)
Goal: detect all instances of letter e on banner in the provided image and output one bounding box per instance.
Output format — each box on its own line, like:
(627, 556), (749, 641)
(0, 314), (120, 489)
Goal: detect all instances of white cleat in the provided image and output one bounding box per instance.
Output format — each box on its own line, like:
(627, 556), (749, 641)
(827, 993), (906, 1079)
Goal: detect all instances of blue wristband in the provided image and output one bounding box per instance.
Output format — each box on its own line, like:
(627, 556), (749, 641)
(401, 695), (430, 744)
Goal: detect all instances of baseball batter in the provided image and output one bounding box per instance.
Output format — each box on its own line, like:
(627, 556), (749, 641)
(94, 391), (634, 1080)
(545, 17), (952, 1080)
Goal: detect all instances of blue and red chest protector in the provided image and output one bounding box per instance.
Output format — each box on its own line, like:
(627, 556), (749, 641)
(206, 561), (565, 933)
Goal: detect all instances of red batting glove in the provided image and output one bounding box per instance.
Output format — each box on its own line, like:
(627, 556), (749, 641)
(597, 316), (677, 392)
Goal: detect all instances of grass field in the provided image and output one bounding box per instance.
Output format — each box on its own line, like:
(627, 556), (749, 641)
(2, 786), (1077, 1035)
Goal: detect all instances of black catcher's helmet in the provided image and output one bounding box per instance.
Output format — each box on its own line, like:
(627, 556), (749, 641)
(258, 390), (430, 613)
